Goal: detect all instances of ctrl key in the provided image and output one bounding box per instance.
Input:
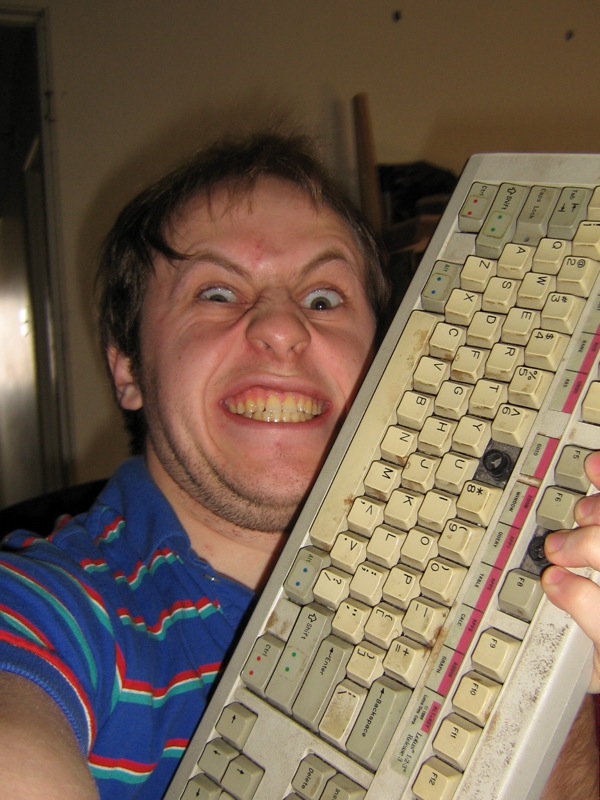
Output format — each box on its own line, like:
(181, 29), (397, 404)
(240, 633), (284, 694)
(413, 756), (461, 800)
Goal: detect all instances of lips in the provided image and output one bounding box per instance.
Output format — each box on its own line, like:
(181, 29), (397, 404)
(223, 391), (325, 422)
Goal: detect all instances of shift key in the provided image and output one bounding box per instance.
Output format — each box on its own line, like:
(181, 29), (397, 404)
(265, 602), (333, 712)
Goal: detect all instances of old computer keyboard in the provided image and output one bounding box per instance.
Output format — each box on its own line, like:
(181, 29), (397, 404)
(165, 153), (600, 800)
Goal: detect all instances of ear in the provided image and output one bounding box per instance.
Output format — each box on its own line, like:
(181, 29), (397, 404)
(107, 345), (143, 411)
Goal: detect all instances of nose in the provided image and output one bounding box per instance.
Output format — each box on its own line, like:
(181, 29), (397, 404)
(246, 297), (311, 359)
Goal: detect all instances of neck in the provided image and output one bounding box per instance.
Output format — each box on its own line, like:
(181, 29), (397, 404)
(146, 455), (288, 591)
(180, 497), (288, 591)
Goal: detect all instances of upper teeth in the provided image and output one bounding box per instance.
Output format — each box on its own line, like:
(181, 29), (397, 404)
(225, 394), (324, 422)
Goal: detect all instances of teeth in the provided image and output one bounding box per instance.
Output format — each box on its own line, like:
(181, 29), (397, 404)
(225, 393), (323, 423)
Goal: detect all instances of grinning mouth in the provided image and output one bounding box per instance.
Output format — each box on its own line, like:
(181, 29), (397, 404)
(223, 392), (324, 423)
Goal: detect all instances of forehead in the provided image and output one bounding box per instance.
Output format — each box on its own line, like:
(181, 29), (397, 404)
(168, 177), (366, 263)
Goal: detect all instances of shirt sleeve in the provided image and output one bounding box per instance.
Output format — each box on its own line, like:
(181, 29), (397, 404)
(0, 532), (117, 754)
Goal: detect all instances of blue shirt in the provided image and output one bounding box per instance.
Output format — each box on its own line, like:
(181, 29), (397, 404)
(0, 457), (254, 797)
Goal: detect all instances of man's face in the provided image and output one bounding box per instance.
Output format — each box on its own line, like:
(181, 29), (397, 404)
(112, 177), (378, 532)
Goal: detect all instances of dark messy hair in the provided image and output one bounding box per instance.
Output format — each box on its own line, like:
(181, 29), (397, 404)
(96, 130), (392, 451)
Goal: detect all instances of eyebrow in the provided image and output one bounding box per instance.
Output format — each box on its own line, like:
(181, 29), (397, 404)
(169, 246), (362, 296)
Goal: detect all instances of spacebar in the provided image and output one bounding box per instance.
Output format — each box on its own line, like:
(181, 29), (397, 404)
(310, 310), (440, 551)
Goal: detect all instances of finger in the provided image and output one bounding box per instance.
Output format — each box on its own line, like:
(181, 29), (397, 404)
(541, 566), (600, 692)
(572, 452), (600, 525)
(544, 525), (600, 569)
(585, 450), (600, 489)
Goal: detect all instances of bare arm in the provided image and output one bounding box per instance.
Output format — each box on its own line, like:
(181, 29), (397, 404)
(0, 673), (98, 799)
(541, 695), (599, 799)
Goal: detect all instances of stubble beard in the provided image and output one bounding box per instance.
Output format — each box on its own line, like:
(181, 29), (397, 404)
(148, 424), (311, 534)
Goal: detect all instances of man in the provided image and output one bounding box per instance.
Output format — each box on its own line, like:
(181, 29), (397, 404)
(0, 131), (597, 799)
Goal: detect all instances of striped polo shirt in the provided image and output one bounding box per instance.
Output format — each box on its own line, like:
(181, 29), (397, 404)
(0, 457), (254, 797)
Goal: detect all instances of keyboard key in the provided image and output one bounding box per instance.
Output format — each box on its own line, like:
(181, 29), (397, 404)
(330, 532), (369, 573)
(514, 185), (560, 246)
(366, 525), (405, 567)
(524, 329), (568, 371)
(241, 634), (285, 694)
(420, 558), (467, 606)
(292, 636), (353, 730)
(457, 480), (503, 526)
(432, 712), (482, 771)
(476, 182), (530, 258)
(347, 496), (386, 537)
(346, 641), (386, 687)
(517, 272), (555, 309)
(350, 561), (389, 605)
(364, 602), (404, 648)
(547, 187), (592, 239)
(198, 738), (238, 782)
(346, 676), (411, 769)
(466, 311), (504, 348)
(582, 381), (600, 424)
(460, 255), (497, 292)
(485, 342), (525, 381)
(452, 416), (491, 457)
(532, 237), (571, 274)
(459, 182), (498, 232)
(438, 519), (484, 566)
(468, 379), (507, 419)
(429, 322), (466, 360)
(332, 598), (371, 644)
(285, 547), (331, 605)
(418, 416), (456, 457)
(434, 381), (473, 420)
(402, 452), (440, 493)
(557, 255), (598, 297)
(471, 628), (520, 682)
(573, 220), (600, 260)
(536, 485), (582, 530)
(498, 569), (543, 622)
(364, 460), (403, 501)
(402, 597), (449, 646)
(501, 308), (540, 345)
(413, 356), (451, 394)
(181, 773), (221, 800)
(498, 242), (534, 278)
(221, 754), (264, 800)
(508, 366), (553, 409)
(555, 445), (592, 492)
(319, 679), (367, 747)
(541, 292), (585, 334)
(382, 564), (421, 608)
(385, 489), (423, 531)
(413, 756), (461, 800)
(216, 704), (257, 750)
(453, 671), (501, 725)
(292, 755), (336, 800)
(380, 425), (418, 465)
(321, 773), (366, 800)
(383, 635), (429, 687)
(313, 568), (352, 609)
(482, 276), (519, 314)
(451, 346), (488, 384)
(435, 452), (478, 494)
(445, 288), (482, 326)
(492, 403), (536, 447)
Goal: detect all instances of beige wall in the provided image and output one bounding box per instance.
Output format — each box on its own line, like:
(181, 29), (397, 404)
(20, 0), (600, 482)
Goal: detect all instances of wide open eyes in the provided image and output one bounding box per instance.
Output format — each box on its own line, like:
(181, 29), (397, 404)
(198, 286), (238, 303)
(301, 288), (343, 311)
